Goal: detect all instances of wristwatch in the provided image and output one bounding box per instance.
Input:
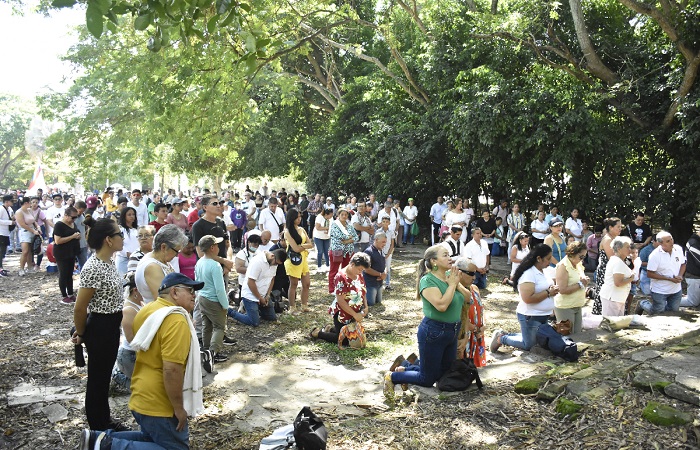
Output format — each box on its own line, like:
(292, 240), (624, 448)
(578, 281), (585, 289)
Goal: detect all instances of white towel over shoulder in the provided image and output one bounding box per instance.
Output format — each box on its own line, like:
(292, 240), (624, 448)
(130, 306), (204, 417)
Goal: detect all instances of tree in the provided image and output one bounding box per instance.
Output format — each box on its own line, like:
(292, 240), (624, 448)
(0, 95), (31, 187)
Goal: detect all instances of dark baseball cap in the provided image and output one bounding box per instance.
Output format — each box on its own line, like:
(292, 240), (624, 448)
(159, 273), (204, 292)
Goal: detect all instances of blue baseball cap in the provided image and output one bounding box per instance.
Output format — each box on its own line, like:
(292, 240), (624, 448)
(159, 273), (204, 292)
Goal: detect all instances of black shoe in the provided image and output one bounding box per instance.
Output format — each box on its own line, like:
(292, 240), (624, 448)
(635, 303), (645, 315)
(109, 420), (131, 432)
(201, 350), (213, 373)
(213, 352), (229, 363)
(223, 335), (237, 345)
(79, 429), (111, 450)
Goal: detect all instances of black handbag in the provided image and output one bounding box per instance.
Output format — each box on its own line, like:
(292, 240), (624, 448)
(32, 234), (43, 255)
(437, 358), (483, 392)
(293, 406), (327, 450)
(287, 248), (302, 265)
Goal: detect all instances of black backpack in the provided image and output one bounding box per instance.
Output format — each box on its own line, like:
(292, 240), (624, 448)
(536, 323), (579, 362)
(437, 358), (483, 392)
(293, 406), (327, 450)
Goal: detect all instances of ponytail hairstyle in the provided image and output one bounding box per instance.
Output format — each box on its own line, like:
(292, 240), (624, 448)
(416, 245), (442, 300)
(511, 244), (552, 292)
(603, 217), (621, 232)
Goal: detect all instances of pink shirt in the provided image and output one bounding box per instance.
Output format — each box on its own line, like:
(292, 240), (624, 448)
(178, 253), (197, 280)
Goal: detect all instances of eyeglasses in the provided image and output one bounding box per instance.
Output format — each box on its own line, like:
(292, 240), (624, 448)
(208, 201), (220, 206)
(168, 245), (181, 253)
(459, 269), (476, 276)
(174, 285), (195, 295)
(111, 231), (124, 238)
(69, 215), (79, 219)
(137, 234), (153, 239)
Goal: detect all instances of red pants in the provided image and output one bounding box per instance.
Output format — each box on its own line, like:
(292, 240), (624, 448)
(328, 251), (352, 293)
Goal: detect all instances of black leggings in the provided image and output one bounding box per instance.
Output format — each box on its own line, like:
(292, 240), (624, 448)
(56, 258), (75, 297)
(317, 313), (350, 347)
(84, 311), (122, 430)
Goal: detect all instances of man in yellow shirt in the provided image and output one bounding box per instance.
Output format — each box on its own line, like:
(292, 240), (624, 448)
(79, 273), (203, 450)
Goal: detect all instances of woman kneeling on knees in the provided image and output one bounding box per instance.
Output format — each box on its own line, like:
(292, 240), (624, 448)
(384, 245), (467, 399)
(490, 244), (559, 353)
(310, 253), (370, 345)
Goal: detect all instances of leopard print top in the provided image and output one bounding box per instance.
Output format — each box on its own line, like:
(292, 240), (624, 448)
(79, 255), (123, 314)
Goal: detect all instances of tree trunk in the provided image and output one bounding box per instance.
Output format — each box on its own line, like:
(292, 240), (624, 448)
(491, 0), (498, 14)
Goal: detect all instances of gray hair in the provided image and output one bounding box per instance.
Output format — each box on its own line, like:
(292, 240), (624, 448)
(455, 257), (476, 272)
(656, 231), (672, 242)
(154, 224), (188, 250)
(611, 236), (632, 254)
(374, 231), (387, 241)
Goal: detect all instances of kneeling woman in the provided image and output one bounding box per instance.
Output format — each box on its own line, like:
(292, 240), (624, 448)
(490, 244), (559, 353)
(310, 253), (370, 344)
(384, 245), (467, 398)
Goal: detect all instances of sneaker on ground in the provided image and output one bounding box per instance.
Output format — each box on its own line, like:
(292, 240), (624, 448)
(213, 352), (229, 363)
(201, 349), (213, 373)
(383, 372), (395, 400)
(223, 335), (237, 345)
(60, 296), (73, 305)
(490, 329), (506, 353)
(32, 265), (40, 272)
(108, 420), (132, 432)
(79, 429), (111, 450)
(18, 269), (25, 277)
(385, 285), (392, 291)
(0, 269), (8, 277)
(70, 294), (76, 302)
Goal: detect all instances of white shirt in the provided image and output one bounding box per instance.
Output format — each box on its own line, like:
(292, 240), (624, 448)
(600, 255), (633, 303)
(259, 207), (285, 241)
(464, 239), (489, 269)
(430, 202), (447, 224)
(516, 266), (554, 316)
(45, 205), (65, 237)
(531, 219), (549, 240)
(128, 201), (149, 227)
(351, 213), (372, 243)
(403, 205), (418, 225)
(235, 248), (257, 286)
(241, 252), (277, 302)
(222, 207), (233, 226)
(565, 217), (583, 239)
(0, 205), (14, 237)
(648, 245), (686, 294)
(441, 237), (463, 263)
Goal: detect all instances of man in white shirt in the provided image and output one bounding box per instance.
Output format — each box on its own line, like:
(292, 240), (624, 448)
(240, 191), (256, 217)
(0, 195), (16, 276)
(324, 197), (336, 214)
(441, 227), (464, 263)
(429, 196), (447, 245)
(463, 228), (490, 289)
(45, 193), (65, 242)
(351, 201), (373, 253)
(127, 189), (149, 226)
(402, 198), (418, 245)
(227, 249), (286, 327)
(258, 197), (285, 243)
(637, 231), (686, 315)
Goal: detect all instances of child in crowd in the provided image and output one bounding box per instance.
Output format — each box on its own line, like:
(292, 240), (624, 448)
(178, 234), (197, 280)
(493, 217), (505, 257)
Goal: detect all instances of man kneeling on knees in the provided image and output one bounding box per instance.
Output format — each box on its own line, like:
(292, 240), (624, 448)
(79, 272), (204, 449)
(228, 249), (287, 327)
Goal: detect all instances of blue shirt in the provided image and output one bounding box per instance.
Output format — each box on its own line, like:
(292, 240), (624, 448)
(639, 243), (655, 273)
(363, 244), (386, 288)
(194, 256), (228, 309)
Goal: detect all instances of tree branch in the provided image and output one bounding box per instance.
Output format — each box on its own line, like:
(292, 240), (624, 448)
(663, 51), (700, 129)
(568, 0), (619, 85)
(395, 0), (428, 35)
(283, 72), (339, 109)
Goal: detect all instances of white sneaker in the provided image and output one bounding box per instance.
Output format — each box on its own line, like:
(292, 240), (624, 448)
(32, 265), (40, 272)
(18, 270), (25, 277)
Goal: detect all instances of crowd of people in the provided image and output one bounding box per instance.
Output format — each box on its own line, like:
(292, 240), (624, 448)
(1, 185), (699, 447)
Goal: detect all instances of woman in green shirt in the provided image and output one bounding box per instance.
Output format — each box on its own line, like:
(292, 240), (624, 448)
(384, 245), (467, 399)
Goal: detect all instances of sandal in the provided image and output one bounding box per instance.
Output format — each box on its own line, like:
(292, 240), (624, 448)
(323, 324), (334, 333)
(309, 327), (321, 339)
(502, 277), (509, 285)
(389, 355), (405, 372)
(406, 353), (418, 364)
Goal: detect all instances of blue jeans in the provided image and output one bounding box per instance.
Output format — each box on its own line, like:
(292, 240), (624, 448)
(491, 243), (501, 257)
(639, 290), (682, 315)
(314, 238), (330, 268)
(106, 411), (189, 449)
(639, 271), (651, 295)
(473, 272), (487, 289)
(365, 283), (383, 306)
(501, 313), (549, 351)
(228, 297), (276, 327)
(391, 317), (460, 387)
(403, 224), (415, 244)
(681, 278), (700, 308)
(112, 347), (136, 390)
(77, 247), (89, 271)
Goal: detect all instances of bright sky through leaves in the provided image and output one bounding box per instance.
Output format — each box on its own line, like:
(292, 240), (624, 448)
(0, 2), (83, 100)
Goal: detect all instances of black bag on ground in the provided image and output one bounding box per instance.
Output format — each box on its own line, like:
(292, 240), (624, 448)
(437, 358), (483, 392)
(536, 323), (579, 362)
(293, 406), (327, 450)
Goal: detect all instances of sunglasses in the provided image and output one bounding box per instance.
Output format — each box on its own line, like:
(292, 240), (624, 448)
(208, 201), (220, 206)
(69, 215), (79, 219)
(111, 231), (124, 238)
(459, 269), (476, 276)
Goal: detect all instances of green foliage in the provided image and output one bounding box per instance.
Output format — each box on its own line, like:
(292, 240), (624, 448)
(0, 95), (33, 188)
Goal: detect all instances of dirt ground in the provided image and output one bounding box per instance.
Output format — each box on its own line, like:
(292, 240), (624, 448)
(0, 244), (699, 449)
